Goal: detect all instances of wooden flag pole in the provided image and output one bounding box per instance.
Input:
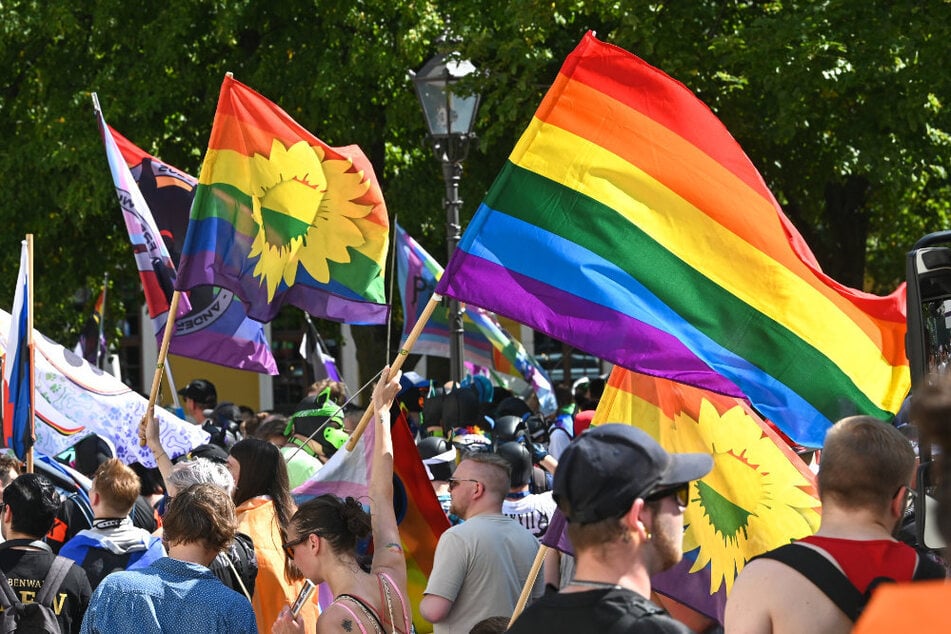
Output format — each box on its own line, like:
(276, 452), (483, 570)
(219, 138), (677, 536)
(25, 234), (35, 474)
(509, 544), (548, 628)
(345, 294), (443, 451)
(138, 290), (183, 445)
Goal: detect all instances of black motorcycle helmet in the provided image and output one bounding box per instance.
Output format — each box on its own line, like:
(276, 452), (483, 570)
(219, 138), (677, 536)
(494, 415), (528, 445)
(417, 436), (455, 481)
(496, 441), (533, 489)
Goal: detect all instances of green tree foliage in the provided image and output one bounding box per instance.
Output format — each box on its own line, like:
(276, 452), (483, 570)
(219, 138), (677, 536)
(1, 0), (949, 366)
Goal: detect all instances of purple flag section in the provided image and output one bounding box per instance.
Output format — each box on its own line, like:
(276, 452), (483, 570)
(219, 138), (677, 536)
(97, 103), (278, 374)
(540, 508), (573, 555)
(652, 559), (727, 623)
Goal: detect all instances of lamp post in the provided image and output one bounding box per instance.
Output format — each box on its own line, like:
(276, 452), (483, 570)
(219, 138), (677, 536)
(411, 50), (481, 385)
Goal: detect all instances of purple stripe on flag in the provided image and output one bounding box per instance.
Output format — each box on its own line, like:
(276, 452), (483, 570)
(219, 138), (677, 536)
(178, 249), (390, 325)
(651, 555), (727, 623)
(439, 255), (745, 398)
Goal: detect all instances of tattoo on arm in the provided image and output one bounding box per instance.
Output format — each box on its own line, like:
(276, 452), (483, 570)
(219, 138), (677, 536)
(342, 618), (353, 632)
(384, 542), (403, 554)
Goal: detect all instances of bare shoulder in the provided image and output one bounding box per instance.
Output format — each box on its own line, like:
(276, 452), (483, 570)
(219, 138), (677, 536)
(316, 602), (360, 634)
(725, 557), (852, 634)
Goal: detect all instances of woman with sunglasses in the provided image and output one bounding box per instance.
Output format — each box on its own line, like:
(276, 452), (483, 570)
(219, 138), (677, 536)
(273, 368), (411, 634)
(227, 437), (318, 633)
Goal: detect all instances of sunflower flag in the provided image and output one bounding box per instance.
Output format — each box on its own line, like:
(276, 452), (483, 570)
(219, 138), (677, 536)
(176, 75), (390, 324)
(593, 366), (821, 623)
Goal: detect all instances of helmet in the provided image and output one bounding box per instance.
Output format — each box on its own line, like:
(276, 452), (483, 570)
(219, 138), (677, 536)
(494, 396), (532, 420)
(417, 436), (456, 481)
(525, 414), (549, 444)
(496, 441), (533, 489)
(285, 387), (344, 439)
(420, 394), (445, 433)
(494, 415), (527, 444)
(443, 388), (481, 429)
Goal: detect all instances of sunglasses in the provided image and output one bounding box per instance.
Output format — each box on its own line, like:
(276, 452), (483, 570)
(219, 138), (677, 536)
(645, 483), (690, 508)
(447, 478), (480, 491)
(282, 533), (317, 560)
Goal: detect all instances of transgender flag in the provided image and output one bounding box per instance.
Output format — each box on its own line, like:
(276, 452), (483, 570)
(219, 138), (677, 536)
(2, 240), (33, 460)
(294, 409), (449, 633)
(94, 96), (277, 374)
(437, 32), (908, 447)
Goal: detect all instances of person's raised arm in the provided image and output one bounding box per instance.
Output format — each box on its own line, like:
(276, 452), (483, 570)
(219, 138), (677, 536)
(368, 368), (407, 580)
(140, 410), (174, 486)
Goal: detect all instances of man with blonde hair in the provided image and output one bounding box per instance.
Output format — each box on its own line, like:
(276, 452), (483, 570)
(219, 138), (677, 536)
(60, 458), (164, 589)
(725, 416), (944, 634)
(421, 452), (544, 633)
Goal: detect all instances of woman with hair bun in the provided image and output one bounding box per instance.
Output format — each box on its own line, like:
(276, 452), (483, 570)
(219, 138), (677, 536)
(273, 368), (411, 634)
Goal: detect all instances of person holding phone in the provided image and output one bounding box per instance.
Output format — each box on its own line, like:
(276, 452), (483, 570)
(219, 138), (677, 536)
(273, 368), (411, 634)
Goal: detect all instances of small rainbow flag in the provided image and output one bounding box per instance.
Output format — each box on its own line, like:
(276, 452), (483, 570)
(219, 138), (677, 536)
(396, 224), (556, 412)
(594, 366), (821, 622)
(177, 75), (389, 324)
(436, 31), (908, 446)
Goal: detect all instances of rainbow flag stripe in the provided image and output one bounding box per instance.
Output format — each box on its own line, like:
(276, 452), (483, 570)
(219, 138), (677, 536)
(396, 225), (556, 412)
(177, 75), (389, 324)
(437, 32), (908, 446)
(594, 366), (821, 621)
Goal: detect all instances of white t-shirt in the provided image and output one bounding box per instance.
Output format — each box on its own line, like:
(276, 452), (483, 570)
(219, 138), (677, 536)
(503, 491), (557, 539)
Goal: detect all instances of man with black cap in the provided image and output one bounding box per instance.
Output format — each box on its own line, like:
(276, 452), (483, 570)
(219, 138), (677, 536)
(177, 378), (217, 427)
(508, 423), (713, 633)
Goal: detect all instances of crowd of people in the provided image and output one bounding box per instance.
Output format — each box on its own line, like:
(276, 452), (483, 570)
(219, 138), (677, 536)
(1, 365), (950, 633)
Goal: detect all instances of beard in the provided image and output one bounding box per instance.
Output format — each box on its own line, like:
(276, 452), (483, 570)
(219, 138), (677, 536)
(449, 497), (466, 519)
(649, 514), (684, 574)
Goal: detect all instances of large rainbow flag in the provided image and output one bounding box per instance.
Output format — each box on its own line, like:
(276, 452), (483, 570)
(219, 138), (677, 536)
(176, 75), (390, 325)
(396, 224), (557, 413)
(95, 101), (277, 375)
(593, 366), (821, 622)
(293, 409), (448, 633)
(436, 31), (908, 447)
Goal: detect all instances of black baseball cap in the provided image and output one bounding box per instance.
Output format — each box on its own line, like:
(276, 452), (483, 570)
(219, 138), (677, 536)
(177, 379), (217, 406)
(174, 443), (229, 465)
(553, 423), (713, 524)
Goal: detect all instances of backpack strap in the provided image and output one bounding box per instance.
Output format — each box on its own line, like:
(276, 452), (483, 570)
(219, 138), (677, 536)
(755, 543), (864, 622)
(0, 569), (20, 612)
(34, 557), (72, 607)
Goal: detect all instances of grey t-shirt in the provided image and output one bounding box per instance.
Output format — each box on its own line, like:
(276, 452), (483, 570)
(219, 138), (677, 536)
(425, 513), (544, 634)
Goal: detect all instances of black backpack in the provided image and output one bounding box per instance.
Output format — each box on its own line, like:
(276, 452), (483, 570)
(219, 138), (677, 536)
(0, 556), (72, 633)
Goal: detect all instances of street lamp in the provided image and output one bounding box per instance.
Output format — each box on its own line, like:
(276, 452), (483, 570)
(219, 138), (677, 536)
(411, 49), (481, 385)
